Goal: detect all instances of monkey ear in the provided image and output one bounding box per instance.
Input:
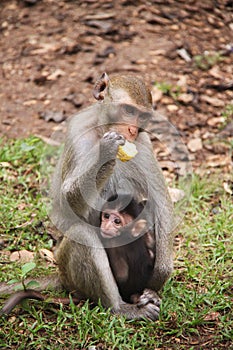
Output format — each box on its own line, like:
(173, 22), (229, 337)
(93, 72), (110, 101)
(140, 200), (147, 207)
(131, 219), (147, 237)
(137, 199), (147, 213)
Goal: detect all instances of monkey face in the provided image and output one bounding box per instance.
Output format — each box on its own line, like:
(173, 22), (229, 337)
(105, 103), (152, 142)
(100, 210), (133, 239)
(93, 73), (153, 142)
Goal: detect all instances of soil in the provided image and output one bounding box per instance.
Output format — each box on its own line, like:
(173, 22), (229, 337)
(0, 0), (232, 177)
(0, 0), (232, 348)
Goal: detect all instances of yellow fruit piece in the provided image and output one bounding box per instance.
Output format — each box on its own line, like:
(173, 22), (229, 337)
(117, 141), (138, 162)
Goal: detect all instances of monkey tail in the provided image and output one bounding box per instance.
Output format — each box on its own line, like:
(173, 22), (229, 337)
(0, 274), (62, 295)
(0, 274), (64, 315)
(0, 290), (45, 315)
(0, 289), (82, 315)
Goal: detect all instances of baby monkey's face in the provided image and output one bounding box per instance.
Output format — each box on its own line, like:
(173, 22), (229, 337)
(100, 209), (133, 239)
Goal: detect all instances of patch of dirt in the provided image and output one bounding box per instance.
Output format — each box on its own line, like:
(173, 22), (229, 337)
(0, 0), (232, 177)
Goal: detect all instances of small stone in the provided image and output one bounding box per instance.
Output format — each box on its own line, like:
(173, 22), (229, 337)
(187, 138), (203, 152)
(151, 86), (163, 102)
(178, 93), (193, 104)
(207, 117), (225, 126)
(167, 104), (179, 112)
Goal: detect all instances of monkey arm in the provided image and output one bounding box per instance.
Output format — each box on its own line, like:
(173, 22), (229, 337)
(60, 131), (125, 221)
(61, 147), (115, 220)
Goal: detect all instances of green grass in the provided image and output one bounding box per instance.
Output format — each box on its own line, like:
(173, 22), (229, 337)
(221, 104), (233, 126)
(193, 52), (224, 70)
(0, 137), (232, 349)
(155, 81), (181, 100)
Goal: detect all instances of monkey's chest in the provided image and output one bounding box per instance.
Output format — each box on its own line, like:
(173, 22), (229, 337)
(102, 161), (147, 202)
(106, 240), (154, 303)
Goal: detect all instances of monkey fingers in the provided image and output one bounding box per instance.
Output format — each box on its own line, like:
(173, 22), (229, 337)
(139, 301), (160, 321)
(100, 132), (126, 160)
(103, 131), (125, 144)
(137, 288), (161, 308)
(115, 301), (160, 321)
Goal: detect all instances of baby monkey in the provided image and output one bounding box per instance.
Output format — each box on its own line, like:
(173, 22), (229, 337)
(100, 195), (155, 304)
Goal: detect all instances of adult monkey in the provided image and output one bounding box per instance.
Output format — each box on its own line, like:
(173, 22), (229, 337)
(51, 72), (174, 321)
(0, 73), (173, 320)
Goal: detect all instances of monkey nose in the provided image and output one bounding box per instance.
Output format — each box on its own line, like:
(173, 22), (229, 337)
(128, 125), (138, 137)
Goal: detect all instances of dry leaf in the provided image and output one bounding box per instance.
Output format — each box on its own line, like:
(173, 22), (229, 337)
(47, 69), (65, 81)
(223, 182), (233, 195)
(0, 162), (12, 168)
(206, 154), (231, 167)
(10, 250), (35, 263)
(209, 66), (223, 79)
(39, 248), (55, 263)
(167, 104), (179, 112)
(201, 95), (225, 107)
(23, 99), (37, 106)
(204, 311), (220, 321)
(151, 86), (163, 102)
(177, 93), (193, 104)
(17, 203), (27, 210)
(31, 42), (60, 55)
(207, 117), (225, 126)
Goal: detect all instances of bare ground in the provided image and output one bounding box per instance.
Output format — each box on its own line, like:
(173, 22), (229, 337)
(0, 0), (232, 177)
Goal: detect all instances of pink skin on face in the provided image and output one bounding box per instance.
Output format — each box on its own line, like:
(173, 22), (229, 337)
(100, 210), (133, 239)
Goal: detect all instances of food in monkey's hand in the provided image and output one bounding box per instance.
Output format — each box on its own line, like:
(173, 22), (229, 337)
(117, 141), (138, 162)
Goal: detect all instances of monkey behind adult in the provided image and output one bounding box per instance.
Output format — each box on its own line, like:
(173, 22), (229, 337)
(0, 73), (174, 320)
(100, 194), (156, 304)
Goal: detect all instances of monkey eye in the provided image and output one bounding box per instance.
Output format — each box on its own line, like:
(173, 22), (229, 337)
(139, 112), (151, 121)
(122, 104), (137, 116)
(103, 213), (110, 219)
(114, 218), (121, 225)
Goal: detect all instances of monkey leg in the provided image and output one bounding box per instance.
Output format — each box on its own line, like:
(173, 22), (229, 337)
(147, 236), (174, 292)
(56, 223), (160, 320)
(55, 223), (124, 308)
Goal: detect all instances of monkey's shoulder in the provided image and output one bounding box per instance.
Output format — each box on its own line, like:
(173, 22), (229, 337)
(68, 104), (101, 134)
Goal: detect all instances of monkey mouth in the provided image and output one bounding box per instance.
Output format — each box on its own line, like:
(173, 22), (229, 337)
(101, 230), (120, 239)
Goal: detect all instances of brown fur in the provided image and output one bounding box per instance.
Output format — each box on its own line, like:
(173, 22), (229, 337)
(0, 73), (173, 321)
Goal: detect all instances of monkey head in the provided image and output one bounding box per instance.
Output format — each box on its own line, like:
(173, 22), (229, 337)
(100, 194), (148, 239)
(100, 209), (134, 239)
(93, 73), (153, 142)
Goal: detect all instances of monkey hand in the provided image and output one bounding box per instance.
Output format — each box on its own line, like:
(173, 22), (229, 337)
(116, 297), (160, 321)
(137, 288), (161, 307)
(136, 288), (161, 320)
(100, 132), (125, 160)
